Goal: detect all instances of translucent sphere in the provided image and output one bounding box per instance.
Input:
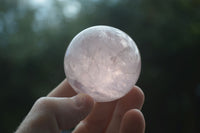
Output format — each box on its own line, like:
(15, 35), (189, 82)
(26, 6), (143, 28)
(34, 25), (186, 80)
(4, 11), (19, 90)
(64, 26), (141, 102)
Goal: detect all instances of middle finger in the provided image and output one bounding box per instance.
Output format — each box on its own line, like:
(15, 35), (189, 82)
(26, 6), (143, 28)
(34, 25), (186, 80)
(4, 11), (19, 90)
(105, 86), (144, 133)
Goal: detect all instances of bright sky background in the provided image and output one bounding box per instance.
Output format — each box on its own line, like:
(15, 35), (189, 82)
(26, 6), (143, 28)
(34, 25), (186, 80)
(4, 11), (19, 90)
(25, 0), (82, 31)
(29, 0), (82, 18)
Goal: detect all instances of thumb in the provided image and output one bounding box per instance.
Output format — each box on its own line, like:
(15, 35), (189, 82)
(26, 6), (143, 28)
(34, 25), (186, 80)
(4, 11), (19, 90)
(16, 94), (94, 133)
(54, 94), (94, 129)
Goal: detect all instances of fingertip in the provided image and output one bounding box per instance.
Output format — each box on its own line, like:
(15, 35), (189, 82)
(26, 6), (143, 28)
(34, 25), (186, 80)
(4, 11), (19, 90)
(74, 93), (95, 112)
(125, 109), (145, 124)
(120, 109), (145, 133)
(117, 86), (145, 110)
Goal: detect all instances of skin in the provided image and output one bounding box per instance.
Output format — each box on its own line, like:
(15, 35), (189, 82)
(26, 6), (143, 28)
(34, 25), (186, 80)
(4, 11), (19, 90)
(15, 79), (145, 133)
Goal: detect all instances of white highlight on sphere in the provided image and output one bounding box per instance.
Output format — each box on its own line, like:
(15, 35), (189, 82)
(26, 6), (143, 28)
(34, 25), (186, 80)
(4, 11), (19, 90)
(64, 26), (141, 102)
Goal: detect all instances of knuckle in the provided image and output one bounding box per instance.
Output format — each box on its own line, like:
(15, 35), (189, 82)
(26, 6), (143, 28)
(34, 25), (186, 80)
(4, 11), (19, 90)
(35, 97), (52, 110)
(36, 97), (47, 105)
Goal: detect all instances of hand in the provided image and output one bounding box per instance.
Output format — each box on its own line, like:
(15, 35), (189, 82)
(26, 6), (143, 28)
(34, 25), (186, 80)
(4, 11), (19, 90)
(16, 79), (145, 133)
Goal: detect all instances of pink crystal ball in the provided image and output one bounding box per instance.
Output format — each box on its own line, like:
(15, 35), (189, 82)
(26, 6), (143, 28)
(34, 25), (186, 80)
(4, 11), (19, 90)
(64, 26), (141, 102)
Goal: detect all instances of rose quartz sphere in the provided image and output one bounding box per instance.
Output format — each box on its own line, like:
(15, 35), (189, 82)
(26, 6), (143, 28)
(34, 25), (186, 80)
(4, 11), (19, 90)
(64, 26), (141, 102)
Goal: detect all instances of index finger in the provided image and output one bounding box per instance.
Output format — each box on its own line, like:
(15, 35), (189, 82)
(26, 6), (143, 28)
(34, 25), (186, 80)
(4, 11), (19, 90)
(48, 79), (77, 97)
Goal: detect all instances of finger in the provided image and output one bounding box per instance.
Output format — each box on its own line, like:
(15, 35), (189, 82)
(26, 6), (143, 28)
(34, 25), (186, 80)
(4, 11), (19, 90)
(120, 109), (145, 133)
(73, 101), (118, 133)
(29, 94), (94, 131)
(48, 79), (77, 97)
(105, 86), (144, 133)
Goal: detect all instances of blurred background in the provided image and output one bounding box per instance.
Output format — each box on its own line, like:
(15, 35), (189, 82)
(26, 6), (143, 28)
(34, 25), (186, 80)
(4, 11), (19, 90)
(0, 0), (200, 133)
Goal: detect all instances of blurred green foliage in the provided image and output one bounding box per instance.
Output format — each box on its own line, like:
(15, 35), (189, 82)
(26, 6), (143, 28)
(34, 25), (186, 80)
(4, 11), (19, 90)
(0, 0), (200, 133)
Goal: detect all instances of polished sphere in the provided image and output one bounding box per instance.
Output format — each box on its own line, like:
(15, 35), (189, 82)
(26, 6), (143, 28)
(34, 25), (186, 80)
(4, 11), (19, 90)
(64, 26), (141, 102)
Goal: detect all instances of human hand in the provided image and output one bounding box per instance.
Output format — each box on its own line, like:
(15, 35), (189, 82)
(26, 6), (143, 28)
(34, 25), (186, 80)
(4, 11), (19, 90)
(16, 79), (145, 133)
